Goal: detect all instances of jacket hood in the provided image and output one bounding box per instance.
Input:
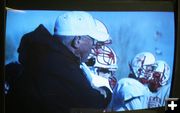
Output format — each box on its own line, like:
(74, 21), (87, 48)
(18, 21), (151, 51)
(18, 24), (80, 66)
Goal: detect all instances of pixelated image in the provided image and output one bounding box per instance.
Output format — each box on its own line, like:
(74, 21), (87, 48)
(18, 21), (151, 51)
(5, 10), (174, 112)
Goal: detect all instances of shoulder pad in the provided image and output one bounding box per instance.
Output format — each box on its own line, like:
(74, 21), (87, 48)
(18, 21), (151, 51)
(114, 78), (148, 101)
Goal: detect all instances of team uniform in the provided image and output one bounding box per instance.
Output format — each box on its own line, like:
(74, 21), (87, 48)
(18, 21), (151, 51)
(85, 19), (118, 91)
(80, 62), (113, 93)
(107, 78), (150, 111)
(86, 45), (118, 91)
(147, 60), (171, 108)
(106, 52), (156, 112)
(107, 53), (171, 112)
(148, 84), (170, 108)
(85, 45), (118, 112)
(80, 19), (113, 93)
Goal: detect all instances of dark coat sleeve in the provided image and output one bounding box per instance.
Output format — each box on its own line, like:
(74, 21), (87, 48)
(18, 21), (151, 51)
(38, 51), (112, 112)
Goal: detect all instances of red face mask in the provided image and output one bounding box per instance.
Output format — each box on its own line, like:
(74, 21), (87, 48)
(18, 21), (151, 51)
(108, 75), (117, 90)
(148, 72), (161, 92)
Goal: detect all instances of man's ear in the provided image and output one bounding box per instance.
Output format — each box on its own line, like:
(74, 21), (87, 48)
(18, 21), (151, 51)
(71, 36), (81, 49)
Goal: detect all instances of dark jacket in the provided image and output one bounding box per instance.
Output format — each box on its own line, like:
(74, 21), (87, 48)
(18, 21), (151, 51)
(7, 24), (111, 113)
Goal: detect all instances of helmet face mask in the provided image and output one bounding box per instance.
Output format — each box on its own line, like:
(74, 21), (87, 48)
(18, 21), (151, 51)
(130, 52), (156, 84)
(148, 60), (170, 92)
(85, 19), (117, 89)
(86, 45), (118, 89)
(140, 64), (157, 79)
(146, 60), (170, 92)
(142, 65), (155, 74)
(152, 72), (162, 83)
(91, 46), (118, 70)
(94, 39), (112, 49)
(130, 53), (170, 92)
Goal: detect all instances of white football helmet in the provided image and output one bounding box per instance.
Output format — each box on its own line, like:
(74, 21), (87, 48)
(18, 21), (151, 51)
(93, 19), (112, 47)
(86, 45), (118, 89)
(92, 45), (118, 71)
(151, 60), (170, 86)
(129, 52), (156, 84)
(85, 19), (116, 89)
(86, 19), (114, 69)
(94, 19), (111, 42)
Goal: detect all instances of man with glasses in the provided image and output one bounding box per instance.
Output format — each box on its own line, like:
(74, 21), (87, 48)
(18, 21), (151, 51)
(7, 11), (112, 113)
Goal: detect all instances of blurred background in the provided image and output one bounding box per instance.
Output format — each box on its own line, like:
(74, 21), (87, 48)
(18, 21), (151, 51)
(5, 10), (174, 82)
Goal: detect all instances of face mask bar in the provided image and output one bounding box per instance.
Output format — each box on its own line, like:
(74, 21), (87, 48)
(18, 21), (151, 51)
(92, 46), (115, 66)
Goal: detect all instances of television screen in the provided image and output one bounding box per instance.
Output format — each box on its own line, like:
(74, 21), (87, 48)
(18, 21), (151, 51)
(3, 0), (179, 113)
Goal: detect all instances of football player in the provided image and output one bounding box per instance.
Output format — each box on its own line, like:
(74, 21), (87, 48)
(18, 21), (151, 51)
(148, 60), (171, 108)
(86, 45), (118, 90)
(80, 19), (117, 93)
(107, 52), (156, 111)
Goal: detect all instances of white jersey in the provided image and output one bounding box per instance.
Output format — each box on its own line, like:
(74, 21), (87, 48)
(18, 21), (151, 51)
(148, 84), (171, 108)
(107, 78), (150, 111)
(80, 63), (113, 92)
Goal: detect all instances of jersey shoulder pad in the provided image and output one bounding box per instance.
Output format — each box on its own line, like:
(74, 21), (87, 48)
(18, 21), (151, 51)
(115, 78), (148, 101)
